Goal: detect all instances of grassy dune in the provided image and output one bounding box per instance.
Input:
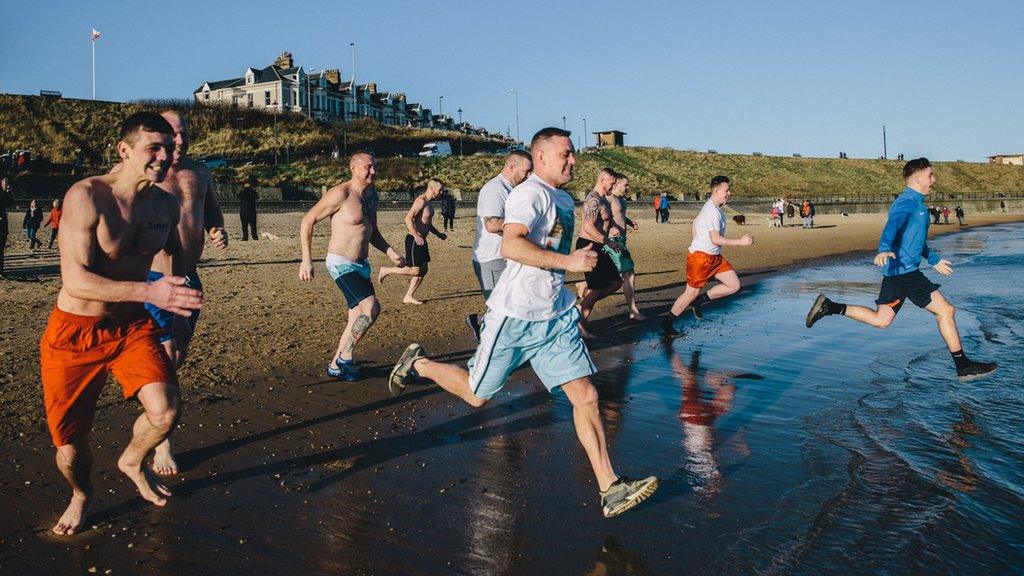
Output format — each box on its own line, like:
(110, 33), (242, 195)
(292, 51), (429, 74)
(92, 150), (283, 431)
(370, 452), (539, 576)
(3, 94), (1022, 199)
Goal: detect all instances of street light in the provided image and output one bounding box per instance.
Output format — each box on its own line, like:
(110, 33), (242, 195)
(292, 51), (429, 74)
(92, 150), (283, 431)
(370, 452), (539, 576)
(439, 95), (444, 117)
(306, 68), (318, 119)
(457, 107), (463, 156)
(272, 99), (279, 165)
(509, 88), (520, 143)
(562, 115), (566, 130)
(350, 43), (357, 121)
(582, 117), (588, 149)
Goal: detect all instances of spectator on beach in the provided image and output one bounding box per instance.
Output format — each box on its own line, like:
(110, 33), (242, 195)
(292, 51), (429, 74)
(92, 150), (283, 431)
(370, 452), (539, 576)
(238, 182), (258, 241)
(440, 190), (456, 231)
(801, 199), (815, 229)
(659, 192), (670, 223)
(652, 194), (661, 222)
(773, 198), (786, 226)
(23, 199), (43, 250)
(786, 197), (796, 220)
(941, 206), (950, 225)
(769, 205), (781, 227)
(929, 206), (940, 224)
(955, 205), (965, 226)
(0, 178), (12, 278)
(43, 199), (62, 249)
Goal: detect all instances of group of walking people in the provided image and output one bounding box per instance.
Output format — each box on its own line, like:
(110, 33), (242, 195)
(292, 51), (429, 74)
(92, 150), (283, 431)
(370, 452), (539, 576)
(33, 110), (998, 539)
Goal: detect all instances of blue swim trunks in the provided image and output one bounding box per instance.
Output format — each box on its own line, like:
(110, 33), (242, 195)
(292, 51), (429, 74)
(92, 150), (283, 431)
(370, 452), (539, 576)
(467, 306), (597, 400)
(144, 270), (202, 344)
(326, 253), (375, 308)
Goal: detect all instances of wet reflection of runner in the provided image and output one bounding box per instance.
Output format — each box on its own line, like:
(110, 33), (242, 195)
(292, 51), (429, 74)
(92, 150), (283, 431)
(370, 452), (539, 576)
(669, 349), (737, 495)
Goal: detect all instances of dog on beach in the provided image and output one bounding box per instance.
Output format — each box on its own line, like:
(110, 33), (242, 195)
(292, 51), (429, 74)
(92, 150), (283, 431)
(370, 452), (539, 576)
(841, 212), (850, 218)
(732, 214), (746, 225)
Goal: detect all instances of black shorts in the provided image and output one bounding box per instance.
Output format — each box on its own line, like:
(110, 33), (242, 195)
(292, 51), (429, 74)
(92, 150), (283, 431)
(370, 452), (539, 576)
(335, 270), (375, 308)
(405, 234), (430, 274)
(875, 270), (940, 314)
(576, 238), (620, 291)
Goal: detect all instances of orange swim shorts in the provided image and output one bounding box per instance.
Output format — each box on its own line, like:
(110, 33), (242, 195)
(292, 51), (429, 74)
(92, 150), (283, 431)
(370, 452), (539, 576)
(39, 307), (175, 447)
(685, 250), (734, 289)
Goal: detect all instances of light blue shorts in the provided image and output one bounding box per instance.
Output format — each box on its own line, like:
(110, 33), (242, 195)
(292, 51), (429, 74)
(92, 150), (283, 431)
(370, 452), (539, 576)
(467, 306), (597, 400)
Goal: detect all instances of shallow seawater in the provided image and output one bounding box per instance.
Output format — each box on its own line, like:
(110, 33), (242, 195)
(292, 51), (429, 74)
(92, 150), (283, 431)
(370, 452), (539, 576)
(573, 222), (1024, 575)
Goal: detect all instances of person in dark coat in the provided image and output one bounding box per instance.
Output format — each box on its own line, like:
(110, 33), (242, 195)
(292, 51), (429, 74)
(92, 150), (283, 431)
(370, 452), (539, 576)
(23, 199), (43, 250)
(239, 183), (258, 240)
(440, 191), (456, 231)
(0, 178), (13, 277)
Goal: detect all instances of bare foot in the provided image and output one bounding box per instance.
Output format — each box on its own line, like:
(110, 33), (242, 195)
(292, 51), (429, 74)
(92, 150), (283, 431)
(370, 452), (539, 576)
(118, 455), (171, 506)
(403, 297), (423, 305)
(52, 493), (90, 536)
(630, 310), (648, 322)
(578, 322), (598, 340)
(151, 440), (179, 476)
(378, 268), (389, 284)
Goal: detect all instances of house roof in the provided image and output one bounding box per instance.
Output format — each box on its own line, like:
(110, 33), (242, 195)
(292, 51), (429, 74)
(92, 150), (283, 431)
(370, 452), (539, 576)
(592, 130), (627, 135)
(194, 64), (295, 93)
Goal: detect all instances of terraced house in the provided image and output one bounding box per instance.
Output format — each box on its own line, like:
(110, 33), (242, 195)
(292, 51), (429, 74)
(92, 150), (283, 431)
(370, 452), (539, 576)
(194, 51), (481, 134)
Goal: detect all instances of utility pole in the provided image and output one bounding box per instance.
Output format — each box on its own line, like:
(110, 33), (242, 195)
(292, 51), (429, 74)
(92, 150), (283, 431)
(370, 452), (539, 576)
(882, 125), (887, 159)
(582, 117), (588, 149)
(562, 115), (566, 130)
(458, 108), (463, 156)
(510, 88), (520, 143)
(350, 43), (357, 121)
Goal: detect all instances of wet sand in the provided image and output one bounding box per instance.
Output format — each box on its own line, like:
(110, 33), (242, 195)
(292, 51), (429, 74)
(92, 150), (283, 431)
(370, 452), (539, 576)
(0, 209), (1021, 575)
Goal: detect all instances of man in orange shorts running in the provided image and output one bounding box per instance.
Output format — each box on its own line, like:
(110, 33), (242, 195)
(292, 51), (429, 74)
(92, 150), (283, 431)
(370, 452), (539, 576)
(661, 175), (753, 336)
(40, 111), (203, 536)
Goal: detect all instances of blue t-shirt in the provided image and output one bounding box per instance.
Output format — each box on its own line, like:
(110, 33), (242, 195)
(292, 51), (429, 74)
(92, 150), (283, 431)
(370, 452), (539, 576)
(877, 187), (941, 277)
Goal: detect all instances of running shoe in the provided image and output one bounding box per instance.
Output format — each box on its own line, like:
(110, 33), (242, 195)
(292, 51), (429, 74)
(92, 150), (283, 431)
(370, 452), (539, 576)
(660, 315), (683, 337)
(466, 313), (481, 343)
(957, 360), (998, 381)
(327, 358), (359, 381)
(388, 343), (426, 397)
(600, 476), (659, 518)
(805, 293), (831, 328)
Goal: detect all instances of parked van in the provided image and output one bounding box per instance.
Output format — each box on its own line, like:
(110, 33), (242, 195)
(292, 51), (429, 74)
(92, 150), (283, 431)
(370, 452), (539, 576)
(418, 141), (452, 157)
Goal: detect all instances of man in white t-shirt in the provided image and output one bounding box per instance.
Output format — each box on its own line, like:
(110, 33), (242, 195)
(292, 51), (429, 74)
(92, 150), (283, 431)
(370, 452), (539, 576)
(389, 128), (658, 518)
(465, 150), (533, 341)
(661, 175), (753, 336)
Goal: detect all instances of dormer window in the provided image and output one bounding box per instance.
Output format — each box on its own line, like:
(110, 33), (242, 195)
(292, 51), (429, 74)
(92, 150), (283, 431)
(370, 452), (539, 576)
(245, 70), (255, 85)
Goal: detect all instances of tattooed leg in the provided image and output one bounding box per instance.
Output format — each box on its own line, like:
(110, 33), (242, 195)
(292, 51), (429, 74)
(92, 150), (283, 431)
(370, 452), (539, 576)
(335, 298), (380, 361)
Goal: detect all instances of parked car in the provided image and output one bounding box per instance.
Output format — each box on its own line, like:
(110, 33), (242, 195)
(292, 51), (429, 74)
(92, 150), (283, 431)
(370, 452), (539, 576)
(417, 141), (452, 158)
(200, 155), (229, 168)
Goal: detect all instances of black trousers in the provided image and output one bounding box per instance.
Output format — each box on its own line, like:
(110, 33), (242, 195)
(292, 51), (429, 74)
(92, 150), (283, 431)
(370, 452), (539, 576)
(442, 214), (454, 230)
(240, 211), (257, 240)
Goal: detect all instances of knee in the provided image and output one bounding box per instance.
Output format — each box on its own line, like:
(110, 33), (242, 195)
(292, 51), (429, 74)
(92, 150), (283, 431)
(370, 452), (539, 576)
(723, 281), (740, 295)
(875, 315), (895, 329)
(147, 400), (180, 432)
(937, 302), (955, 320)
(407, 266), (421, 276)
(568, 383), (600, 408)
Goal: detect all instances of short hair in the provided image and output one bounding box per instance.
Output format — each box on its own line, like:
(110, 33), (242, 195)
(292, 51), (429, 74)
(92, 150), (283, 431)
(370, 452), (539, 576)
(509, 149), (532, 162)
(599, 167), (617, 179)
(427, 178), (444, 190)
(157, 108), (188, 124)
(710, 175), (730, 189)
(530, 127), (571, 150)
(349, 150), (375, 165)
(902, 157), (931, 180)
(120, 111), (174, 144)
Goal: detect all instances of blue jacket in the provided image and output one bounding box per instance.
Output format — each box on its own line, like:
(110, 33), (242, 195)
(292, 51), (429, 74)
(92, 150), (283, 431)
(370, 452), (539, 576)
(877, 187), (941, 277)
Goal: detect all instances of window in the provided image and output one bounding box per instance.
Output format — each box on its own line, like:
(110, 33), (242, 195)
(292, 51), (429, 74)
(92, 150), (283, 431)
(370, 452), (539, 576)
(265, 91), (271, 106)
(203, 91), (209, 101)
(247, 93), (253, 108)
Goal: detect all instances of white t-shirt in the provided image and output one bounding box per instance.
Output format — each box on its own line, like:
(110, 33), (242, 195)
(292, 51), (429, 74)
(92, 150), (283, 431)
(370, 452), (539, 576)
(689, 199), (725, 255)
(486, 174), (576, 321)
(472, 174), (513, 263)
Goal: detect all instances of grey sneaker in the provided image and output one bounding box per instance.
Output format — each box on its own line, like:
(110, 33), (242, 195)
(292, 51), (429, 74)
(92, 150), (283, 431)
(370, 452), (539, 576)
(600, 475), (659, 518)
(805, 293), (830, 328)
(389, 343), (426, 397)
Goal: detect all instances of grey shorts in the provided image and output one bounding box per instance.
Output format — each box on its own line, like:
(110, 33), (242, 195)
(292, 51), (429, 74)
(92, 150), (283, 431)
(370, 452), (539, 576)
(472, 258), (507, 298)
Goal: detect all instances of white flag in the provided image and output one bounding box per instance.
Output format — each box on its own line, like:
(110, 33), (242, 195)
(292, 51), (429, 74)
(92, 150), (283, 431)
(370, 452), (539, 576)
(91, 28), (100, 41)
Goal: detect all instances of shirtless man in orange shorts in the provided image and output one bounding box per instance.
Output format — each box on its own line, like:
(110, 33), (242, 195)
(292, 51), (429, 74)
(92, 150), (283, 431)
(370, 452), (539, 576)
(40, 111), (203, 536)
(661, 175), (753, 336)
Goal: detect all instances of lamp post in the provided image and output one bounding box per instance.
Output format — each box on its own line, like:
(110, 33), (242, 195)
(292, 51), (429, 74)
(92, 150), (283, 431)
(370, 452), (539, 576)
(562, 115), (566, 130)
(272, 99), (279, 165)
(350, 43), (357, 121)
(582, 117), (588, 149)
(439, 95), (444, 117)
(457, 108), (463, 156)
(509, 88), (520, 144)
(306, 68), (318, 119)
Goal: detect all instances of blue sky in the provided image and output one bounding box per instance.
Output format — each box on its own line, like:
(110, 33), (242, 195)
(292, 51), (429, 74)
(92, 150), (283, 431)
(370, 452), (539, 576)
(1, 0), (1021, 161)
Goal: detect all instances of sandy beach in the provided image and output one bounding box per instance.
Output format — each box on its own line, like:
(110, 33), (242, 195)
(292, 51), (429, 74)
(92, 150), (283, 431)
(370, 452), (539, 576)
(0, 207), (1021, 574)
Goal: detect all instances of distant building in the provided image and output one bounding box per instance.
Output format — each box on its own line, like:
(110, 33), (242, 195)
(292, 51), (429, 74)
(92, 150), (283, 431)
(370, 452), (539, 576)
(593, 130), (626, 148)
(988, 154), (1024, 166)
(194, 51), (482, 132)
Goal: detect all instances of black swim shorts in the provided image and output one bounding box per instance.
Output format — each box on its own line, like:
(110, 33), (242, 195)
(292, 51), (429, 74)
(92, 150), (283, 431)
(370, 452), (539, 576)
(875, 270), (940, 314)
(576, 237), (620, 291)
(405, 234), (431, 275)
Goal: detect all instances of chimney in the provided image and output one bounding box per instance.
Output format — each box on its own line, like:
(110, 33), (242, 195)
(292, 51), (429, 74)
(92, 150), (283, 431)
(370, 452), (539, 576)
(324, 69), (341, 86)
(273, 51), (293, 69)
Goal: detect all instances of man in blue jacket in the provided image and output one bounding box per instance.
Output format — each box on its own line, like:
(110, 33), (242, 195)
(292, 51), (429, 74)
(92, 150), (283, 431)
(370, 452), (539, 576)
(804, 158), (996, 381)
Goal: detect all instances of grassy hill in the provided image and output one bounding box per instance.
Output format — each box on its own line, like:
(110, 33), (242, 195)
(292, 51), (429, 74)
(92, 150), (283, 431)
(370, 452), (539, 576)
(3, 94), (1023, 200)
